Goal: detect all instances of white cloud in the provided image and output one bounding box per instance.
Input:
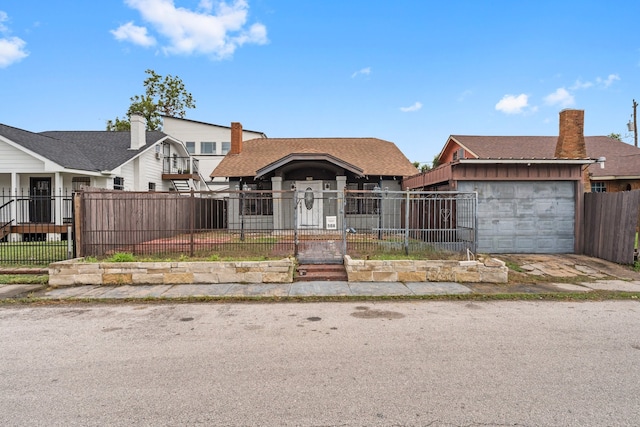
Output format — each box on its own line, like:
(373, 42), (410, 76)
(400, 102), (422, 112)
(113, 0), (268, 59)
(596, 74), (620, 88)
(0, 11), (28, 68)
(457, 89), (472, 102)
(198, 0), (214, 13)
(495, 94), (529, 115)
(570, 79), (593, 90)
(111, 22), (156, 47)
(351, 67), (371, 78)
(544, 87), (575, 107)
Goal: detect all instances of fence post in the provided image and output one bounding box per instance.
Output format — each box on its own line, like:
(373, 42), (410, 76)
(293, 188), (298, 257)
(404, 190), (410, 255)
(73, 192), (83, 258)
(189, 189), (195, 257)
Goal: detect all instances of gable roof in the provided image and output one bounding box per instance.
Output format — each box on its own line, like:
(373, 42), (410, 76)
(447, 135), (640, 178)
(40, 130), (167, 171)
(0, 123), (170, 172)
(161, 116), (267, 137)
(211, 137), (418, 178)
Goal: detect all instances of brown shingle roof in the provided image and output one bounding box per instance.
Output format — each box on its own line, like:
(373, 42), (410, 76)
(449, 135), (640, 177)
(211, 137), (418, 178)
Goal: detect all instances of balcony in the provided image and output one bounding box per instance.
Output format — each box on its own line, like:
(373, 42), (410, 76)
(162, 157), (201, 181)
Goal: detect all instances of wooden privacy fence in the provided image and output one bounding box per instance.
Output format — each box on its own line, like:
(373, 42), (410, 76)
(583, 190), (640, 264)
(75, 190), (225, 257)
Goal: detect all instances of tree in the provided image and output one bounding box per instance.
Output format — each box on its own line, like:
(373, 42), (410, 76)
(107, 69), (196, 131)
(608, 132), (622, 141)
(431, 154), (441, 169)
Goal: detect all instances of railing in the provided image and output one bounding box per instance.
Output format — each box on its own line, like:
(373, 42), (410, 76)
(0, 189), (75, 265)
(75, 189), (477, 260)
(163, 156), (199, 175)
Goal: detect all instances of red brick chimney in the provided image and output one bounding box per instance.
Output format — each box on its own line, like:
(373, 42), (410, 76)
(555, 109), (586, 158)
(230, 122), (242, 155)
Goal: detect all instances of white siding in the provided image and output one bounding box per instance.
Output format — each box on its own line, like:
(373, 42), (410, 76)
(162, 117), (264, 184)
(0, 141), (45, 172)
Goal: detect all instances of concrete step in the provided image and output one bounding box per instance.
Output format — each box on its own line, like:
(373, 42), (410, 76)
(296, 264), (348, 282)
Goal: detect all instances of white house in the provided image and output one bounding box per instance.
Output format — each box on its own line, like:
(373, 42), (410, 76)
(162, 116), (266, 190)
(0, 114), (203, 241)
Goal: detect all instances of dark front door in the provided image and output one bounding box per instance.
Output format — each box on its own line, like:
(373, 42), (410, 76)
(30, 178), (52, 223)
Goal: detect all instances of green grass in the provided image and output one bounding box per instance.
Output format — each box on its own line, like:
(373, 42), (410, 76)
(0, 274), (49, 285)
(0, 241), (70, 266)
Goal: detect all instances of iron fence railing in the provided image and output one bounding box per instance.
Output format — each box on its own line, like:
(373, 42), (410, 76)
(74, 189), (477, 261)
(0, 188), (75, 265)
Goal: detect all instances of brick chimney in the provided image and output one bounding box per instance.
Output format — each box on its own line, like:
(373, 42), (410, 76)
(130, 113), (146, 150)
(230, 122), (242, 154)
(555, 109), (586, 159)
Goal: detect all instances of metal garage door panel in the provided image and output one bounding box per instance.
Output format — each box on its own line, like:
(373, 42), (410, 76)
(459, 181), (575, 254)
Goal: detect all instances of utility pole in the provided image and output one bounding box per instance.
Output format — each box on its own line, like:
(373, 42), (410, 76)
(634, 99), (638, 147)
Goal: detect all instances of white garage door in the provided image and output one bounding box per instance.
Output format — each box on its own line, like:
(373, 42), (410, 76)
(458, 181), (575, 254)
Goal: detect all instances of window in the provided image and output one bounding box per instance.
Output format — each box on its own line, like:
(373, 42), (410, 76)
(345, 182), (379, 214)
(591, 182), (606, 193)
(148, 182), (156, 191)
(185, 141), (195, 154)
(241, 184), (273, 215)
(221, 141), (231, 155)
(201, 141), (216, 154)
(72, 177), (90, 192)
(113, 177), (124, 190)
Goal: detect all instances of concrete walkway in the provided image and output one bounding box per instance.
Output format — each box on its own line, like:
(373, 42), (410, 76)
(2, 278), (640, 300)
(4, 281), (473, 300)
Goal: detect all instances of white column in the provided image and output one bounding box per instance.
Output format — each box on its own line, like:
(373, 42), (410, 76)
(271, 176), (282, 231)
(10, 172), (17, 226)
(336, 176), (346, 233)
(54, 172), (62, 225)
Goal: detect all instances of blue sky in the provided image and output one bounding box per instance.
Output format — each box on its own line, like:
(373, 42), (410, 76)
(1, 0), (639, 165)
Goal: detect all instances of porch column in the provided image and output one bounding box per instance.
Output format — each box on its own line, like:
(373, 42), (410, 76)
(54, 172), (62, 225)
(10, 172), (18, 227)
(271, 176), (282, 231)
(336, 176), (346, 233)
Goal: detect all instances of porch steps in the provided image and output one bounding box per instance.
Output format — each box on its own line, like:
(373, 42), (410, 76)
(295, 263), (348, 282)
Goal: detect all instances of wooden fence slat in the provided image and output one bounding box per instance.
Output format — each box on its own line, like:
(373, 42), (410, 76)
(583, 190), (640, 264)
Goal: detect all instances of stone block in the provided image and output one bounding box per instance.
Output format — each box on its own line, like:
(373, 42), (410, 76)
(484, 258), (506, 268)
(347, 271), (374, 282)
(426, 268), (455, 282)
(454, 269), (481, 283)
(132, 273), (165, 285)
(192, 273), (220, 284)
(372, 271), (398, 282)
(102, 273), (133, 285)
(397, 271), (427, 282)
(163, 272), (194, 284)
(480, 269), (508, 283)
(263, 272), (293, 283)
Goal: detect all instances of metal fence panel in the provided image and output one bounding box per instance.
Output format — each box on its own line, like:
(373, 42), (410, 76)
(0, 189), (75, 265)
(69, 189), (477, 262)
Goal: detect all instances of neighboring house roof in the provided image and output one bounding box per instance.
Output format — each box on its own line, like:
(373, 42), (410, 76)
(161, 116), (267, 137)
(0, 123), (170, 173)
(40, 130), (167, 171)
(447, 135), (640, 178)
(211, 137), (418, 178)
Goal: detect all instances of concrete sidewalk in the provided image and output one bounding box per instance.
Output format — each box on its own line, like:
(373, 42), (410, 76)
(9, 281), (474, 300)
(2, 277), (640, 301)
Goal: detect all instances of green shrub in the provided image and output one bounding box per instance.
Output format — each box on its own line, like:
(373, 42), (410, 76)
(107, 252), (136, 262)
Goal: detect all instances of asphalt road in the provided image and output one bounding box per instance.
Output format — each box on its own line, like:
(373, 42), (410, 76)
(1, 301), (639, 426)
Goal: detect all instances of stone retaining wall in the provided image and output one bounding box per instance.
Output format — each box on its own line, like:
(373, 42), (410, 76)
(344, 256), (508, 283)
(49, 258), (295, 287)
